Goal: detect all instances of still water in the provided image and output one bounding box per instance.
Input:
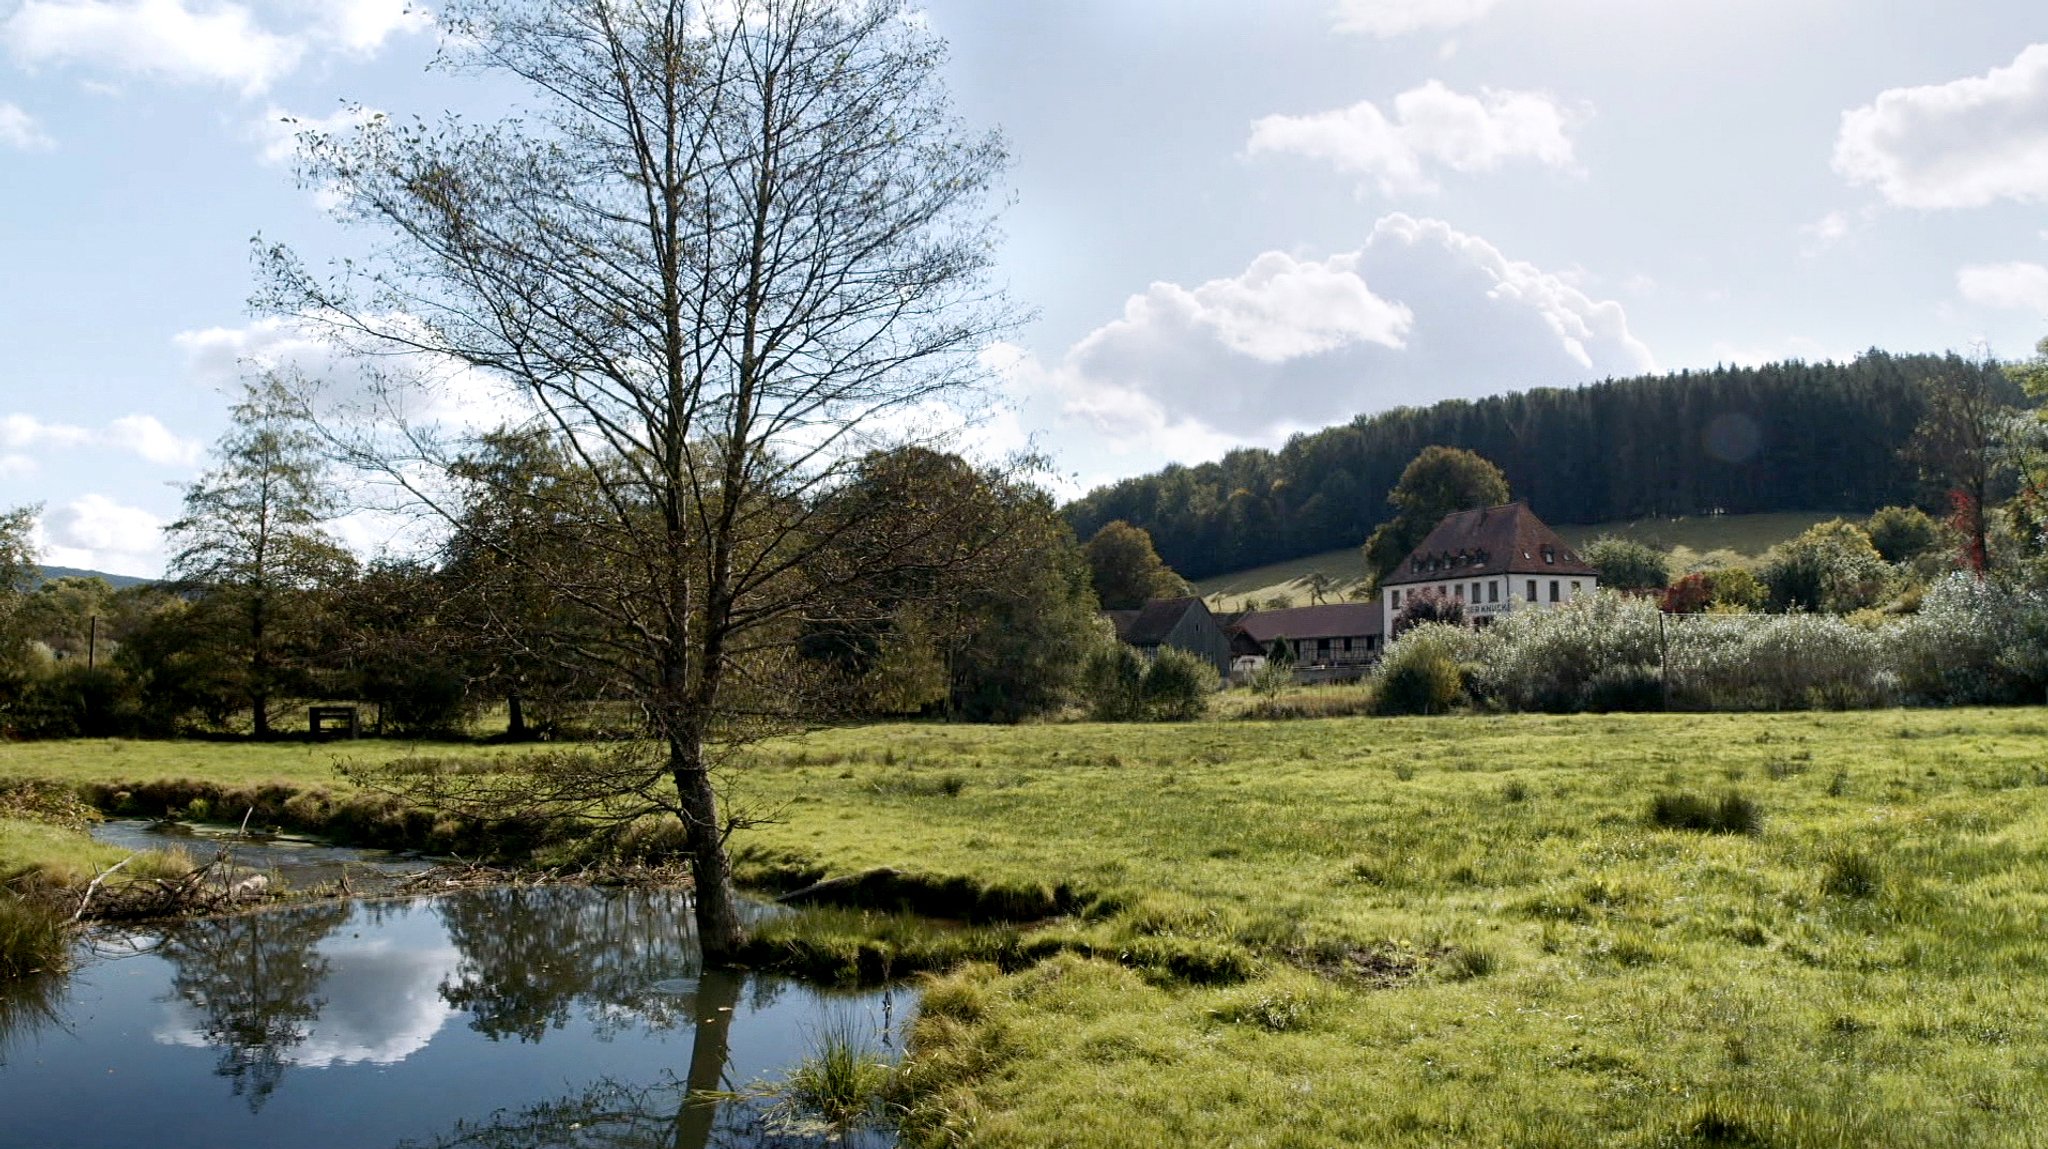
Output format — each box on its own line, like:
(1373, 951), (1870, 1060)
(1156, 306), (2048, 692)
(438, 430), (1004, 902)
(0, 886), (908, 1149)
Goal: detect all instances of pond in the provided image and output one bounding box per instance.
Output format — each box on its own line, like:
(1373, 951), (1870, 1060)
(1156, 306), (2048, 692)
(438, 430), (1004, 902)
(0, 882), (910, 1149)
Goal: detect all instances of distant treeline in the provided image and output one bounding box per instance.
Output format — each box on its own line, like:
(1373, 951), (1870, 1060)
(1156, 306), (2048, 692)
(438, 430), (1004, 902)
(1063, 352), (2018, 580)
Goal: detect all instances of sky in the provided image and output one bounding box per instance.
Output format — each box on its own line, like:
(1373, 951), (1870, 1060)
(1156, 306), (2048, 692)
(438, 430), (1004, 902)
(2, 0), (2046, 577)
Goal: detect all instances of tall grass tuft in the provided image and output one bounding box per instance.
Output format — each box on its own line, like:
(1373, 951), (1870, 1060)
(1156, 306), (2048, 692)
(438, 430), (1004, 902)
(1648, 791), (1763, 835)
(781, 1014), (896, 1131)
(0, 894), (68, 981)
(1821, 848), (1883, 899)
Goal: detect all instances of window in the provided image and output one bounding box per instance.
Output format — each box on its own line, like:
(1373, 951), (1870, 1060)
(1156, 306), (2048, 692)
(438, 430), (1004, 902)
(1526, 579), (1536, 601)
(1390, 589), (1400, 610)
(1317, 638), (1331, 656)
(1471, 581), (1481, 601)
(1542, 546), (1555, 564)
(1549, 580), (1560, 602)
(1488, 581), (1499, 604)
(1341, 637), (1352, 653)
(1571, 580), (1582, 597)
(1454, 584), (1465, 601)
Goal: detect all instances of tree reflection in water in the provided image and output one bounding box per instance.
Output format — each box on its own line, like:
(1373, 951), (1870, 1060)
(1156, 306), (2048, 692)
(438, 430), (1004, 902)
(157, 901), (354, 1110)
(394, 970), (887, 1149)
(436, 887), (707, 1042)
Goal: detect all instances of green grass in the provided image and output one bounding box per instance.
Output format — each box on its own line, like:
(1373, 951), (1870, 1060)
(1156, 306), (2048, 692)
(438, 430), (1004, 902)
(1194, 510), (1832, 609)
(721, 710), (2048, 1147)
(7, 711), (2048, 1144)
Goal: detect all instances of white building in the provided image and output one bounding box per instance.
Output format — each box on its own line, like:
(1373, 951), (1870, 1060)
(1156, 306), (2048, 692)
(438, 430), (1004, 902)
(1379, 502), (1599, 642)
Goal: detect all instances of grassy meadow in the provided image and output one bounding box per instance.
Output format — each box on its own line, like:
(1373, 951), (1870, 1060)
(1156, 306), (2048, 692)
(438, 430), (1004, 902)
(1194, 510), (1832, 610)
(5, 709), (2048, 1144)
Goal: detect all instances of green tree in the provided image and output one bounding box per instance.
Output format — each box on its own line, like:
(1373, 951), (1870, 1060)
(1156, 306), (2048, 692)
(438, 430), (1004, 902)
(1084, 521), (1188, 610)
(1906, 368), (2015, 572)
(269, 0), (1015, 961)
(165, 379), (355, 736)
(1584, 535), (1670, 592)
(1362, 447), (1511, 582)
(1760, 520), (1889, 613)
(0, 504), (38, 666)
(1864, 505), (1941, 565)
(2003, 337), (2048, 582)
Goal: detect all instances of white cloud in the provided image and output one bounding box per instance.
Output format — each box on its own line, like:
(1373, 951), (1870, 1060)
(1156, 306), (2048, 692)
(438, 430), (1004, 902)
(319, 0), (432, 56)
(253, 103), (384, 167)
(175, 315), (529, 436)
(0, 455), (35, 478)
(4, 0), (304, 95)
(3, 0), (430, 96)
(1331, 0), (1505, 38)
(1006, 214), (1655, 461)
(1248, 81), (1581, 196)
(0, 101), (52, 149)
(0, 413), (94, 451)
(1835, 43), (2048, 210)
(0, 411), (203, 466)
(105, 414), (205, 466)
(1958, 261), (2048, 316)
(36, 494), (166, 574)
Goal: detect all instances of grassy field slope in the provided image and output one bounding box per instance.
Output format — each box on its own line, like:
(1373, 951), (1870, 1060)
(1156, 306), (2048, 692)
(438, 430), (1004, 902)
(7, 711), (2048, 1145)
(1194, 510), (1835, 609)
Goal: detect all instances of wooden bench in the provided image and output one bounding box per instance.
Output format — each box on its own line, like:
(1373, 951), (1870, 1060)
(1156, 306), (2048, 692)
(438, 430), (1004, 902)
(308, 705), (361, 740)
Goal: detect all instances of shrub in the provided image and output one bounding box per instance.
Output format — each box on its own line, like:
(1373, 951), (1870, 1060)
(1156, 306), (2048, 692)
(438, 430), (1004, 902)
(1085, 644), (1214, 722)
(1760, 520), (1890, 613)
(1470, 591), (1663, 713)
(1667, 612), (1889, 711)
(1082, 644), (1146, 722)
(1890, 573), (2048, 704)
(1662, 573), (1715, 614)
(1392, 590), (1464, 638)
(1141, 647), (1216, 721)
(0, 665), (146, 739)
(1649, 791), (1762, 835)
(1369, 623), (1470, 716)
(1704, 567), (1766, 611)
(1866, 505), (1941, 564)
(1584, 535), (1670, 592)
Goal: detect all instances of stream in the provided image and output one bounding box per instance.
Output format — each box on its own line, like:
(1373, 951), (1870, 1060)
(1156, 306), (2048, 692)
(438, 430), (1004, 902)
(0, 825), (909, 1149)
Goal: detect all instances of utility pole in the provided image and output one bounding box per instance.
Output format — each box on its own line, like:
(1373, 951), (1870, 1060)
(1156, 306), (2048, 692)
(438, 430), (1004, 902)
(87, 615), (98, 671)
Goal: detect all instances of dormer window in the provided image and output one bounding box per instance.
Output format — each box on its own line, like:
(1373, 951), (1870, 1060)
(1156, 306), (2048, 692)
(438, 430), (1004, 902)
(1541, 545), (1555, 565)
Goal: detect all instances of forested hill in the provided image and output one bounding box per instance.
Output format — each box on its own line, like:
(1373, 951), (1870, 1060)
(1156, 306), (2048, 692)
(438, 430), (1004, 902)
(1063, 351), (2015, 581)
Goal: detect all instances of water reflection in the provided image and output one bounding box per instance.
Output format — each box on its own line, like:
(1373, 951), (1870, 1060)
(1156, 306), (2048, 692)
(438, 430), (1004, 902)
(439, 888), (704, 1042)
(156, 901), (354, 1109)
(0, 888), (907, 1149)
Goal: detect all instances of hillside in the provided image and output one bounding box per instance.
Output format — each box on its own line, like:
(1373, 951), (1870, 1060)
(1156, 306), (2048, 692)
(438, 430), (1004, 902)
(1194, 510), (1831, 609)
(36, 565), (153, 589)
(1066, 351), (2016, 581)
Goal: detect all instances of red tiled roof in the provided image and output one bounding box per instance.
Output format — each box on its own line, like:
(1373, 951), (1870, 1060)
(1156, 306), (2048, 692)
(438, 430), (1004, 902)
(1381, 502), (1597, 587)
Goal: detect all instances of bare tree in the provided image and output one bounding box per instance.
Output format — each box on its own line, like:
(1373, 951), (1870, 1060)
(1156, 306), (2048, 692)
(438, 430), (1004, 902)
(259, 0), (1014, 960)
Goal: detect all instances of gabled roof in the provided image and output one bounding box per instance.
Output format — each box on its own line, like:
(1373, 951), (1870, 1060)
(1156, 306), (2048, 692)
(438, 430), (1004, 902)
(1381, 502), (1597, 587)
(1233, 602), (1384, 643)
(1109, 597), (1210, 646)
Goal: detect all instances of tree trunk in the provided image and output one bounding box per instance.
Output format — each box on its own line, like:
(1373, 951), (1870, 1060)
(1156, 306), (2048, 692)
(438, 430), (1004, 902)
(506, 692), (527, 740)
(250, 592), (272, 739)
(670, 735), (746, 964)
